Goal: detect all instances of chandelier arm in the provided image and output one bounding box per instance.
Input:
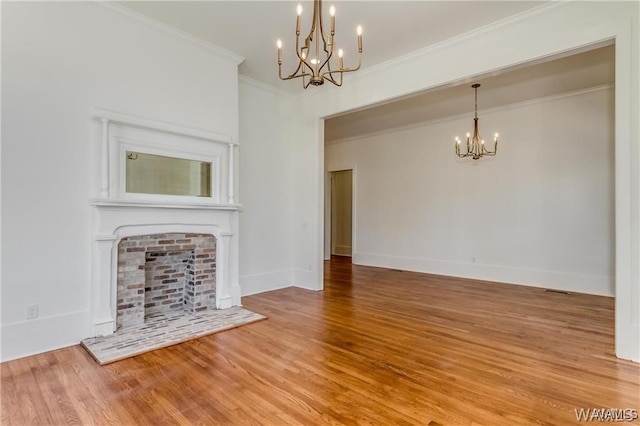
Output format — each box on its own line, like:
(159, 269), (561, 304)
(484, 143), (498, 155)
(324, 72), (343, 87)
(329, 50), (362, 73)
(296, 44), (315, 75)
(279, 54), (310, 80)
(279, 67), (310, 81)
(317, 46), (334, 75)
(322, 55), (361, 77)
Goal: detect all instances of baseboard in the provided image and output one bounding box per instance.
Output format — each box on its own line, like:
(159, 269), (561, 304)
(332, 245), (352, 256)
(616, 324), (640, 362)
(240, 269), (294, 296)
(353, 252), (614, 297)
(0, 310), (91, 363)
(294, 268), (322, 291)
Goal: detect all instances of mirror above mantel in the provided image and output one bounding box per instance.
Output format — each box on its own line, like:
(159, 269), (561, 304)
(91, 108), (238, 208)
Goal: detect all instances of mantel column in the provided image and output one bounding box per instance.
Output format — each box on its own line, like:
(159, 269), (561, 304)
(228, 143), (235, 204)
(100, 118), (110, 198)
(216, 231), (233, 309)
(92, 235), (117, 336)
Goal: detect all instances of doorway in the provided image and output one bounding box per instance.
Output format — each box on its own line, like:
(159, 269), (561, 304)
(330, 169), (353, 257)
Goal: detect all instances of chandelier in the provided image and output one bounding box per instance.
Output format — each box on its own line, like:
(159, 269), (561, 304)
(455, 84), (499, 160)
(276, 0), (363, 88)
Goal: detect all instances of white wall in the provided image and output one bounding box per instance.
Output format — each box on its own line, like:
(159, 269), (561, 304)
(1, 2), (241, 361)
(292, 1), (640, 361)
(238, 78), (295, 295)
(326, 87), (614, 295)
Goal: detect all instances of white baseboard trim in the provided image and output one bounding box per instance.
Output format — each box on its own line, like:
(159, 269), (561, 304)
(353, 252), (614, 297)
(616, 324), (640, 362)
(240, 269), (294, 296)
(294, 268), (322, 291)
(1, 310), (91, 363)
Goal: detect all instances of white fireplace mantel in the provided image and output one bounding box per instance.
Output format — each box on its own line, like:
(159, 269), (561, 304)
(89, 109), (241, 337)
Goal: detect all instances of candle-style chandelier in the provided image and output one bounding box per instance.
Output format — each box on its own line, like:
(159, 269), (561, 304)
(276, 0), (363, 88)
(455, 84), (499, 160)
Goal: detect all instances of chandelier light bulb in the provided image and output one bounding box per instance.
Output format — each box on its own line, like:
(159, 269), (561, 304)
(495, 133), (499, 139)
(466, 132), (471, 138)
(357, 25), (363, 36)
(277, 39), (282, 49)
(297, 4), (302, 15)
(338, 49), (344, 58)
(310, 58), (319, 65)
(330, 5), (335, 16)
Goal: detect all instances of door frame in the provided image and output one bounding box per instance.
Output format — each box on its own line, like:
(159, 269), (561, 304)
(324, 165), (357, 261)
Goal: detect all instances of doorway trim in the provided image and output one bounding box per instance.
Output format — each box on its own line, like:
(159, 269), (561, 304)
(324, 165), (357, 261)
(311, 3), (638, 361)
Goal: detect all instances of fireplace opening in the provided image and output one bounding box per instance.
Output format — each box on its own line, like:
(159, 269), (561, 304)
(144, 249), (192, 317)
(117, 233), (216, 330)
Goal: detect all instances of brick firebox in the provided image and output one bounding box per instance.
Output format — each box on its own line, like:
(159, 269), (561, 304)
(117, 233), (216, 329)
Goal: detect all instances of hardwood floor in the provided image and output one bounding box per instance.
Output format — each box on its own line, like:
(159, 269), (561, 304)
(2, 257), (639, 425)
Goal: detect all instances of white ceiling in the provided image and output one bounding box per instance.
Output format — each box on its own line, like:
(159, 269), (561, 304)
(118, 1), (614, 144)
(120, 1), (546, 94)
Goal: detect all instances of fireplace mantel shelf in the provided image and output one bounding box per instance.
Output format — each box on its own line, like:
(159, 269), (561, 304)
(91, 198), (241, 211)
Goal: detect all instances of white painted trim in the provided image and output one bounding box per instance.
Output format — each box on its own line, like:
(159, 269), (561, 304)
(95, 1), (244, 66)
(293, 269), (322, 291)
(90, 199), (241, 210)
(228, 144), (235, 204)
(240, 269), (294, 297)
(0, 0), (3, 367)
(239, 75), (295, 99)
(90, 209), (241, 336)
(363, 3), (567, 80)
(326, 84), (615, 146)
(353, 252), (615, 297)
(91, 107), (234, 145)
(312, 2), (640, 361)
(100, 118), (110, 197)
(0, 310), (91, 363)
(316, 118), (326, 289)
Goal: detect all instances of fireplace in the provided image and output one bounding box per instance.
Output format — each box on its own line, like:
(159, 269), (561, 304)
(89, 109), (241, 337)
(117, 233), (217, 329)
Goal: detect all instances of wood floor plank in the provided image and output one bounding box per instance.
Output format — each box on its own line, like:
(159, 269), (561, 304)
(1, 257), (639, 425)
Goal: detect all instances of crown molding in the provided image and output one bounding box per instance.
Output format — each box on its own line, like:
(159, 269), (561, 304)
(326, 84), (613, 146)
(94, 1), (245, 66)
(297, 2), (569, 102)
(355, 2), (568, 82)
(239, 75), (295, 100)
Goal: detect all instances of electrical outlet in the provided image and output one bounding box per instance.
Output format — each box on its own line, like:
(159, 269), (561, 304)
(26, 304), (39, 320)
